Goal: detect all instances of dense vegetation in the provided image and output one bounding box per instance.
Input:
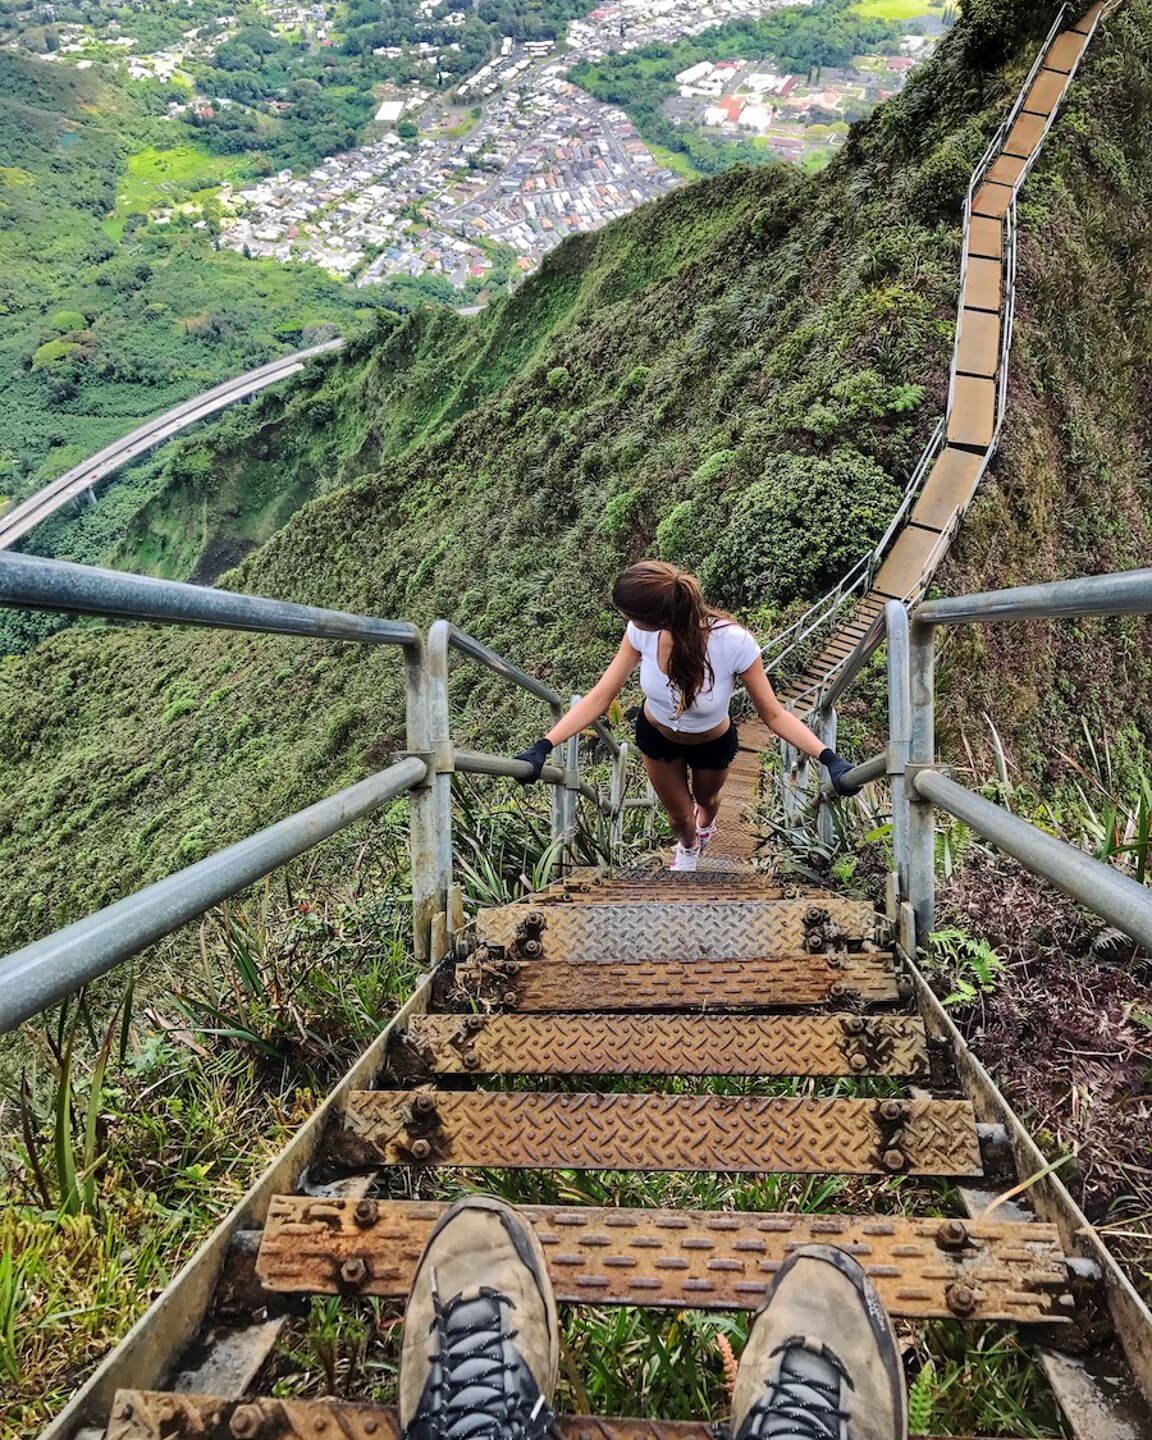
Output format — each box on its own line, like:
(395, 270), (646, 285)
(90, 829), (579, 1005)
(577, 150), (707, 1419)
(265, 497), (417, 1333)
(1, 0), (1149, 954)
(572, 0), (907, 172)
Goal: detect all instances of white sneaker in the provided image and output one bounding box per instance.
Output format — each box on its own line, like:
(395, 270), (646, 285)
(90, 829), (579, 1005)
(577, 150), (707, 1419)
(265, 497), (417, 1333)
(669, 841), (700, 872)
(695, 808), (717, 850)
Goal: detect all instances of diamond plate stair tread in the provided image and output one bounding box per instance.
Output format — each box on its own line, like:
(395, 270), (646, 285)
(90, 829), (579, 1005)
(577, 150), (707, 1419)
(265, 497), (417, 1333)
(1045, 29), (1090, 71)
(872, 525), (942, 601)
(962, 256), (1002, 312)
(972, 181), (1014, 219)
(257, 1200), (1068, 1322)
(947, 375), (997, 450)
(911, 449), (984, 531)
(104, 1392), (1016, 1440)
(1023, 66), (1068, 115)
(476, 900), (883, 959)
(404, 1013), (929, 1077)
(336, 1092), (984, 1176)
(1003, 110), (1049, 157)
(986, 152), (1029, 188)
(450, 953), (902, 1010)
(967, 214), (1003, 258)
(954, 308), (1001, 378)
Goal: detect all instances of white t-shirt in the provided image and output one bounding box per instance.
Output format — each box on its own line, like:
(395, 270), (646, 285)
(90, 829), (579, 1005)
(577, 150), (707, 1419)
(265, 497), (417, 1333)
(626, 620), (761, 733)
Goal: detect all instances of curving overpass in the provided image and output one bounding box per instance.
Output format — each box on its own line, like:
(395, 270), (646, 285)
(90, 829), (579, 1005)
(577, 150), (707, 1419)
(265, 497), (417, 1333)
(0, 338), (344, 551)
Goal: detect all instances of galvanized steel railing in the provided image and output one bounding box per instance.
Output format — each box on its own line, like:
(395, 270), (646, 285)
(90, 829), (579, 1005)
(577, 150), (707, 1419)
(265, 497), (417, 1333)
(0, 553), (651, 1033)
(809, 567), (1152, 960)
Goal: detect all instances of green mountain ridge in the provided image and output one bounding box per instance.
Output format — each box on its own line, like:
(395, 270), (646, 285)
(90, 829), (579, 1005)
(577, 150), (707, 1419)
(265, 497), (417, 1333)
(1, 0), (1150, 951)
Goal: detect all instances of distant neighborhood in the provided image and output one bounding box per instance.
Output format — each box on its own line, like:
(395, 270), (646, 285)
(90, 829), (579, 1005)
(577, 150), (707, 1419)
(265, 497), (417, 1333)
(9, 0), (946, 294)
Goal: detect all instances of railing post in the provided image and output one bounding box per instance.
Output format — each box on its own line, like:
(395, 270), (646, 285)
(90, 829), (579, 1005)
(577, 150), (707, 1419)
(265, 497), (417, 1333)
(561, 693), (581, 868)
(885, 602), (912, 920)
(816, 706), (837, 851)
(610, 740), (630, 849)
(421, 624), (456, 960)
(549, 701), (565, 851)
(908, 614), (936, 945)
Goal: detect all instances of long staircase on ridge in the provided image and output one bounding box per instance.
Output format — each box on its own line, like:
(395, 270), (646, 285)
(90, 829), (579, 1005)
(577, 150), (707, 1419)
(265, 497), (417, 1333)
(106, 717), (1107, 1440)
(776, 0), (1110, 715)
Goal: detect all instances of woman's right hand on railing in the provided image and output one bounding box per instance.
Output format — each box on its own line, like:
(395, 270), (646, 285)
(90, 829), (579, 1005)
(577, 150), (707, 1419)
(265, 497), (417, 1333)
(513, 737), (553, 784)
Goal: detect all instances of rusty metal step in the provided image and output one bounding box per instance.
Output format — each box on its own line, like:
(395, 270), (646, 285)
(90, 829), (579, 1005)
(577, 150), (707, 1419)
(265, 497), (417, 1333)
(401, 1013), (929, 1077)
(476, 899), (885, 960)
(257, 1199), (1070, 1322)
(333, 1092), (984, 1176)
(106, 1393), (1021, 1440)
(544, 885), (833, 903)
(448, 951), (903, 1010)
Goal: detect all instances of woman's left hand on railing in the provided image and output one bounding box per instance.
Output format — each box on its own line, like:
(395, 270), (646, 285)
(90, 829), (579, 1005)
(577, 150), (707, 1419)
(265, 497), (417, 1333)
(513, 737), (553, 784)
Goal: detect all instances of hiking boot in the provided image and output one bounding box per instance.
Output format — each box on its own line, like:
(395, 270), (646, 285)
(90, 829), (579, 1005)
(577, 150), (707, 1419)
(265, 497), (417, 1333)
(400, 1195), (559, 1440)
(732, 1244), (907, 1440)
(670, 840), (700, 871)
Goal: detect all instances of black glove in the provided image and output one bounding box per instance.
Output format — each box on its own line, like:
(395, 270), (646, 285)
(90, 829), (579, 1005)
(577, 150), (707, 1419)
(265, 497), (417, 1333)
(513, 737), (553, 785)
(821, 747), (861, 798)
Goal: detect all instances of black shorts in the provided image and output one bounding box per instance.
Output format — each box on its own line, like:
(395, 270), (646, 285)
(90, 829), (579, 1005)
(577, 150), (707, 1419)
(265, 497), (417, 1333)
(635, 708), (740, 769)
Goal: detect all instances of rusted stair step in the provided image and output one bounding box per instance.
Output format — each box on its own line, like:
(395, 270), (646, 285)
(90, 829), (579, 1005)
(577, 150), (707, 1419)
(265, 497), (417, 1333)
(332, 1092), (983, 1176)
(105, 1392), (1023, 1440)
(447, 951), (904, 1010)
(400, 1013), (929, 1076)
(256, 1199), (1070, 1322)
(475, 899), (885, 959)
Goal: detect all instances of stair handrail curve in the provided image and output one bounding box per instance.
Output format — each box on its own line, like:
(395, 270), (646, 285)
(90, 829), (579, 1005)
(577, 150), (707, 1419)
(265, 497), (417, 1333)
(0, 551), (654, 1034)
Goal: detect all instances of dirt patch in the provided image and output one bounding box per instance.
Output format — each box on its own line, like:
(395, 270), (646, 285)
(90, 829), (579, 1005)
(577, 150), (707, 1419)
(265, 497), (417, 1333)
(190, 535), (257, 585)
(937, 854), (1152, 1296)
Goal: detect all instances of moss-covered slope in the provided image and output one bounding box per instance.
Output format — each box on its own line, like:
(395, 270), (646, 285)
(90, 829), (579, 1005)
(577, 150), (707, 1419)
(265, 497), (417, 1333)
(1, 0), (1150, 950)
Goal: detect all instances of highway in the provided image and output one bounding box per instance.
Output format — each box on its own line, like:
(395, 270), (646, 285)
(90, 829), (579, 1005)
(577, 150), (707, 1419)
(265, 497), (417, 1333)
(0, 338), (344, 551)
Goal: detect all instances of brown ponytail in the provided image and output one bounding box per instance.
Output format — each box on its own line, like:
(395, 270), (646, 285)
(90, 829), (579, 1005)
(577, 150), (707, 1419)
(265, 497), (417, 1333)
(612, 561), (731, 713)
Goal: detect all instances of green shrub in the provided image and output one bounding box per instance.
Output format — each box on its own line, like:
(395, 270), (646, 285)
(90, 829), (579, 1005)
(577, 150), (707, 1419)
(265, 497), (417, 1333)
(656, 499), (700, 566)
(31, 338), (80, 369)
(702, 448), (899, 608)
(546, 365), (572, 393)
(599, 485), (643, 537)
(47, 309), (86, 333)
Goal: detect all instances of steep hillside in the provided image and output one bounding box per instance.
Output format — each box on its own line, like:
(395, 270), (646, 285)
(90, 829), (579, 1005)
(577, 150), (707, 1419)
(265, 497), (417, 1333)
(1, 0), (1150, 951)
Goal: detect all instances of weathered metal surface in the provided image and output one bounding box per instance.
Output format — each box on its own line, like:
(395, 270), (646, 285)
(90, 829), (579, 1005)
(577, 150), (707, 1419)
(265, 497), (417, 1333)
(966, 214), (1003, 259)
(104, 1393), (1008, 1440)
(402, 1013), (929, 1077)
(972, 181), (1014, 220)
(1024, 67), (1068, 114)
(910, 449), (984, 531)
(475, 900), (884, 959)
(257, 1198), (1070, 1322)
(1045, 29), (1090, 72)
(962, 256), (1002, 312)
(947, 376), (997, 450)
(954, 309), (1001, 378)
(986, 152), (1029, 188)
(448, 952), (903, 1010)
(335, 1092), (983, 1176)
(1003, 110), (1049, 157)
(872, 526), (941, 602)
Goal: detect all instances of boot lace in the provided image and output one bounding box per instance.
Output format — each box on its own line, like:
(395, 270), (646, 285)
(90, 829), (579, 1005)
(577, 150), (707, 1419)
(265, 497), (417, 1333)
(737, 1337), (853, 1440)
(406, 1275), (553, 1440)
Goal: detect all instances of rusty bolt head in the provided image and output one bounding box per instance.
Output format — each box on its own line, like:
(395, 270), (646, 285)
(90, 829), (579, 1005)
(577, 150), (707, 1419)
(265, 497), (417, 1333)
(804, 906), (828, 926)
(412, 1093), (436, 1115)
(523, 910), (545, 930)
(230, 1406), (263, 1440)
(824, 954), (843, 970)
(849, 1052), (869, 1072)
(805, 933), (826, 953)
(363, 1423), (378, 1436)
(354, 1198), (378, 1228)
(828, 982), (846, 999)
(313, 1418), (328, 1433)
(882, 1148), (906, 1171)
(520, 939), (543, 959)
(340, 1257), (368, 1287)
(462, 1049), (480, 1070)
(464, 1014), (485, 1033)
(119, 1404), (135, 1422)
(410, 1138), (432, 1161)
(936, 1219), (969, 1251)
(502, 989), (519, 1006)
(947, 1283), (977, 1316)
(843, 1016), (866, 1035)
(879, 1100), (906, 1123)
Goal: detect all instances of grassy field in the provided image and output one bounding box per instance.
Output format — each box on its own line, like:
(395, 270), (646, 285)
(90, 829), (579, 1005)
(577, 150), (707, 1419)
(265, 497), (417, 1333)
(648, 143), (707, 182)
(115, 143), (249, 219)
(851, 0), (945, 18)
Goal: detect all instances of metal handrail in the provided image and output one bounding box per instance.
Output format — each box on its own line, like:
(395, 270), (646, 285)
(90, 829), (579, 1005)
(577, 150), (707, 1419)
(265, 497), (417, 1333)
(0, 758), (427, 1035)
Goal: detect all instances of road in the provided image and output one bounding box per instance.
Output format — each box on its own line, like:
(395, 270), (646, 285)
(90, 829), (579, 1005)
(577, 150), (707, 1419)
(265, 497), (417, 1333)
(0, 338), (344, 551)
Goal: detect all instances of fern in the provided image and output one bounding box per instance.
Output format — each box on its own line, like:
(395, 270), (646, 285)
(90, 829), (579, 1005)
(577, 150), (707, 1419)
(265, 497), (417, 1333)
(907, 1360), (936, 1434)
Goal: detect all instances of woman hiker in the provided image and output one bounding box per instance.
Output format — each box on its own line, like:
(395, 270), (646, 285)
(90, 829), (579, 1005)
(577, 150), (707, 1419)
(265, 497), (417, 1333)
(513, 560), (861, 872)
